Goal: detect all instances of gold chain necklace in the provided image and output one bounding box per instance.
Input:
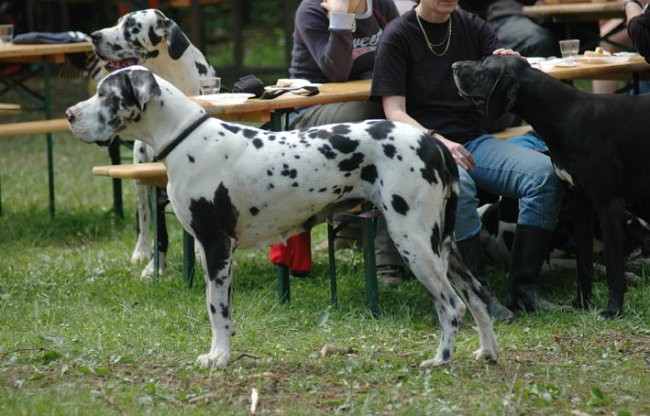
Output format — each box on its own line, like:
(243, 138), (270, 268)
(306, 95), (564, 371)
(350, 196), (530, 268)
(416, 12), (452, 57)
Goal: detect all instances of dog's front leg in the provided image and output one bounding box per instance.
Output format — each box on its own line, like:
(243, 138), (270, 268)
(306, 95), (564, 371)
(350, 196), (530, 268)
(195, 234), (236, 368)
(571, 193), (596, 309)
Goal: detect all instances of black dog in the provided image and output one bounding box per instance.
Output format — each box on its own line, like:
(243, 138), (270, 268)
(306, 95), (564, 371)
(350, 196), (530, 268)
(452, 55), (650, 318)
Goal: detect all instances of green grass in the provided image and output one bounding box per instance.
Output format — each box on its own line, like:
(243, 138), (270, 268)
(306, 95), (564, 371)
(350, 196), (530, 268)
(1, 78), (649, 415)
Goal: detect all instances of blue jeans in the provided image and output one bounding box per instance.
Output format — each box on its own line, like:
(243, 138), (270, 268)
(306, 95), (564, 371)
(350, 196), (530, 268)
(455, 134), (563, 241)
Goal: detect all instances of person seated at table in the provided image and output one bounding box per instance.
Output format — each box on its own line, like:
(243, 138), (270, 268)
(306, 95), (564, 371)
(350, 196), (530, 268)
(625, 0), (650, 61)
(370, 0), (565, 318)
(459, 0), (559, 57)
(268, 0), (400, 277)
(460, 0), (601, 59)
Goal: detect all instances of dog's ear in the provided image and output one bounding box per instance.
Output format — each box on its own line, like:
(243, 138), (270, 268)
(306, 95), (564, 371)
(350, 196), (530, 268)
(166, 21), (190, 60)
(484, 66), (519, 126)
(127, 69), (162, 110)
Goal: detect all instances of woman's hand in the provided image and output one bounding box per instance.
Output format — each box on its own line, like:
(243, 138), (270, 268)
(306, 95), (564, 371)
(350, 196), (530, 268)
(436, 135), (476, 171)
(492, 48), (521, 57)
(321, 0), (350, 14)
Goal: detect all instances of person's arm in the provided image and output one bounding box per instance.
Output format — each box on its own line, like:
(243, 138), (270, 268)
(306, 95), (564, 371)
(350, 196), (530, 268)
(626, 0), (650, 61)
(382, 96), (476, 171)
(295, 2), (355, 81)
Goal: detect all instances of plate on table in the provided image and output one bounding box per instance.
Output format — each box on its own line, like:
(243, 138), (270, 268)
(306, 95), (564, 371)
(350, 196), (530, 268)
(194, 93), (255, 104)
(574, 55), (630, 65)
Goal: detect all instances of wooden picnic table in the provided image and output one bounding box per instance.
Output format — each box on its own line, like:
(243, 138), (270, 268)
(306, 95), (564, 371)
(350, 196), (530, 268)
(0, 41), (94, 217)
(523, 1), (623, 22)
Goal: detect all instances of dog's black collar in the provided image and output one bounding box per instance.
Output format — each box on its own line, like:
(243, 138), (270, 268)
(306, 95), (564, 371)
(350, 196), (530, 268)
(154, 113), (210, 161)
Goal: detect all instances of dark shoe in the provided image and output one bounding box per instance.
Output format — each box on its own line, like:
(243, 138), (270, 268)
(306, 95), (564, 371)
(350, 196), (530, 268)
(506, 284), (566, 312)
(458, 234), (515, 322)
(506, 225), (564, 312)
(489, 295), (515, 323)
(377, 265), (404, 288)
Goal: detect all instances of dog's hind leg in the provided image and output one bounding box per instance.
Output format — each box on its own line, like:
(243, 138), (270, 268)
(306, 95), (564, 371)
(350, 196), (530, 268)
(391, 231), (467, 368)
(446, 245), (499, 362)
(595, 198), (628, 318)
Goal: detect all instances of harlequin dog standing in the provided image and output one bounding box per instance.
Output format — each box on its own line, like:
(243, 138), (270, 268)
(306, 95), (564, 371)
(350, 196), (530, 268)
(67, 67), (499, 369)
(92, 8), (216, 277)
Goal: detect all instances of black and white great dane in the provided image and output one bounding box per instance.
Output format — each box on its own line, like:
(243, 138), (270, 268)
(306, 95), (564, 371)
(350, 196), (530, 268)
(453, 55), (650, 318)
(66, 66), (499, 369)
(92, 8), (217, 278)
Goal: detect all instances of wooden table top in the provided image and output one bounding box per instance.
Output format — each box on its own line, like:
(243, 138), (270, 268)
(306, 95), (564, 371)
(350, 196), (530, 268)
(539, 54), (650, 79)
(523, 1), (623, 21)
(195, 79), (372, 123)
(0, 41), (93, 63)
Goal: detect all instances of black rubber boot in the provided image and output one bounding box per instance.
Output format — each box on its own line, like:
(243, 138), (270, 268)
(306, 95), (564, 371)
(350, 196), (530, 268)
(506, 225), (565, 312)
(458, 234), (514, 322)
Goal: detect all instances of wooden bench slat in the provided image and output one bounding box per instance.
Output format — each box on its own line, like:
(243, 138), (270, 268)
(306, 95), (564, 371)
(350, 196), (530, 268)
(0, 118), (69, 137)
(92, 162), (167, 187)
(0, 103), (21, 115)
(493, 125), (533, 140)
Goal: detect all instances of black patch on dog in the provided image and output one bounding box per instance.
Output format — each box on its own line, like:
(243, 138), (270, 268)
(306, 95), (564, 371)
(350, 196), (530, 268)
(415, 138), (441, 185)
(281, 164), (297, 179)
(366, 120), (394, 140)
(220, 302), (229, 318)
(189, 183), (239, 284)
(210, 303), (216, 314)
(188, 154), (195, 163)
(195, 62), (209, 75)
(148, 25), (162, 46)
(166, 22), (191, 60)
(430, 223), (441, 255)
(252, 138), (263, 149)
(250, 207), (259, 216)
(328, 134), (358, 154)
(223, 124), (242, 135)
(391, 194), (409, 215)
(338, 152), (364, 172)
(360, 164), (378, 184)
(318, 144), (337, 160)
(331, 124), (352, 135)
(383, 143), (397, 158)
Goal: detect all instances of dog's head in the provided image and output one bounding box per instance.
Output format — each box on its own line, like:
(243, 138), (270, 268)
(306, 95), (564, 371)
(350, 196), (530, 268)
(91, 8), (190, 69)
(66, 66), (162, 145)
(452, 55), (527, 125)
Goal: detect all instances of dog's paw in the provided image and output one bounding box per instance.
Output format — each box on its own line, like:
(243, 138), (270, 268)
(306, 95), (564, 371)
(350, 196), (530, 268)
(419, 357), (450, 369)
(472, 348), (498, 362)
(140, 254), (166, 278)
(131, 248), (151, 264)
(196, 351), (230, 369)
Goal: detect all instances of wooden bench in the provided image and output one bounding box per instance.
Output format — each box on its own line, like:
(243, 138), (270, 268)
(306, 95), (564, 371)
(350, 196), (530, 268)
(0, 117), (126, 218)
(0, 118), (69, 137)
(0, 103), (20, 116)
(493, 124), (533, 140)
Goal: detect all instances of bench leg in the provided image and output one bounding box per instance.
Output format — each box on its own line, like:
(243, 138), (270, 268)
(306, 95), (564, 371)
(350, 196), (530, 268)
(362, 202), (379, 318)
(276, 264), (290, 304)
(327, 222), (338, 307)
(108, 139), (124, 219)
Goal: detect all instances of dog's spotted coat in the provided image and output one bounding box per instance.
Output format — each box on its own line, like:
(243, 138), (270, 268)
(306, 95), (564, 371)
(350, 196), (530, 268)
(92, 9), (216, 278)
(67, 67), (498, 369)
